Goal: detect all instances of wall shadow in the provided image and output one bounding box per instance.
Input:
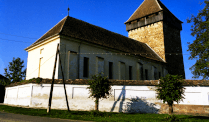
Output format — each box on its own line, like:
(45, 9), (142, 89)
(123, 96), (160, 114)
(0, 85), (5, 103)
(110, 85), (126, 113)
(110, 85), (160, 114)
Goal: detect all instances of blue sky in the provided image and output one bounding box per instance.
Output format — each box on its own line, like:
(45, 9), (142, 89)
(0, 0), (206, 80)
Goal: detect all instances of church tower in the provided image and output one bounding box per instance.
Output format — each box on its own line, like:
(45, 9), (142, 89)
(125, 0), (185, 78)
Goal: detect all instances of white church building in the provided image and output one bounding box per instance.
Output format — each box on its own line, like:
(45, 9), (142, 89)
(6, 0), (209, 115)
(25, 0), (186, 81)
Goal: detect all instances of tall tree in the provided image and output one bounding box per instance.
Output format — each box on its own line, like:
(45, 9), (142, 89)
(155, 74), (186, 115)
(86, 73), (112, 112)
(4, 57), (26, 83)
(187, 0), (209, 80)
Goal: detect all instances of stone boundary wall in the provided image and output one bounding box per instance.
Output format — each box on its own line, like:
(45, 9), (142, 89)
(4, 79), (209, 115)
(161, 104), (209, 116)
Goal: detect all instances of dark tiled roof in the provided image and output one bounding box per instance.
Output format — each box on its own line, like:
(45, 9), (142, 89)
(125, 0), (181, 23)
(26, 16), (165, 62)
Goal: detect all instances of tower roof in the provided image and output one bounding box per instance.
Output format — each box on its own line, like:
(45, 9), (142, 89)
(125, 0), (182, 23)
(25, 16), (165, 62)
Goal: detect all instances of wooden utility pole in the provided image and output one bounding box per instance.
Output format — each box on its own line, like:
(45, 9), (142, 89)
(47, 43), (59, 113)
(58, 49), (70, 112)
(47, 43), (70, 113)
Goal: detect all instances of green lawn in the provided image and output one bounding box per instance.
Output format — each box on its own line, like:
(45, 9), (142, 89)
(0, 105), (208, 122)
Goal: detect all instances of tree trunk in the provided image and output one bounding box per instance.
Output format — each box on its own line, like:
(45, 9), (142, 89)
(95, 97), (99, 111)
(168, 104), (173, 115)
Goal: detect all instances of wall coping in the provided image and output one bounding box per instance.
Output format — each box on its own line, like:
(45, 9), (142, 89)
(5, 79), (209, 87)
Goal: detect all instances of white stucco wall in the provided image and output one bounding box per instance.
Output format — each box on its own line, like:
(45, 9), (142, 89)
(4, 84), (209, 113)
(4, 84), (32, 106)
(59, 37), (166, 80)
(25, 36), (60, 80)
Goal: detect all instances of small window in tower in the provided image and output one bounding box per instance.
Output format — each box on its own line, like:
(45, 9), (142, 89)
(129, 66), (132, 80)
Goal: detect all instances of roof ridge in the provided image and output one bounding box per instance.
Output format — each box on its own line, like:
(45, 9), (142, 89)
(59, 16), (69, 34)
(60, 16), (141, 43)
(155, 0), (162, 10)
(125, 0), (146, 23)
(67, 16), (149, 46)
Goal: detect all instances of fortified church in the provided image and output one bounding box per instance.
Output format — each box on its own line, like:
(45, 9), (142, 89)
(25, 0), (185, 80)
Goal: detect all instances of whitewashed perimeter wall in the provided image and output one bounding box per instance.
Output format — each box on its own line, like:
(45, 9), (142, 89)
(4, 83), (209, 113)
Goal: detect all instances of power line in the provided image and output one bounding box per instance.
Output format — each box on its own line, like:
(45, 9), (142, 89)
(0, 38), (32, 43)
(58, 52), (191, 55)
(0, 37), (192, 55)
(0, 33), (37, 39)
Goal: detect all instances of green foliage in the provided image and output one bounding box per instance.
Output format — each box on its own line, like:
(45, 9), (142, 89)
(187, 0), (209, 80)
(4, 57), (26, 83)
(155, 74), (186, 106)
(86, 72), (112, 111)
(164, 115), (181, 122)
(28, 78), (36, 82)
(0, 78), (11, 86)
(23, 77), (42, 84)
(1, 77), (43, 87)
(35, 77), (42, 84)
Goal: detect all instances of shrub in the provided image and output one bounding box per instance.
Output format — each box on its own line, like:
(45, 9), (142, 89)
(35, 77), (42, 84)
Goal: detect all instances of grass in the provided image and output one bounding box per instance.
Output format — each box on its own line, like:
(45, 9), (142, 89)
(0, 105), (209, 122)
